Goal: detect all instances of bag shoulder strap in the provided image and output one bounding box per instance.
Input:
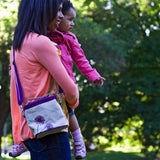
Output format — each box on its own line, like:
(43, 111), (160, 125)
(12, 48), (24, 105)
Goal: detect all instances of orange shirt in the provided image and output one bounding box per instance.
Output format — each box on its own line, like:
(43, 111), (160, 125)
(10, 33), (79, 142)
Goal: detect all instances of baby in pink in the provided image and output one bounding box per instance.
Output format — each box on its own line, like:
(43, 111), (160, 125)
(47, 1), (105, 159)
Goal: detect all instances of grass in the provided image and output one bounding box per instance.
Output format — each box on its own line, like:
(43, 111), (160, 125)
(0, 149), (145, 160)
(72, 150), (145, 160)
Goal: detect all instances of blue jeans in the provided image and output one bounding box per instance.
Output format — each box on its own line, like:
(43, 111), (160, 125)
(24, 132), (72, 160)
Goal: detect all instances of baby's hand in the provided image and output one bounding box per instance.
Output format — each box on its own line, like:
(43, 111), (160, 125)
(94, 77), (106, 87)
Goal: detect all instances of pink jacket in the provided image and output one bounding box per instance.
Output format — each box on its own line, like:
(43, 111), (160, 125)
(47, 30), (101, 83)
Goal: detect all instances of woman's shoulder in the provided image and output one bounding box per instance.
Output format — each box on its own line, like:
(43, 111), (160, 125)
(28, 33), (51, 44)
(27, 33), (55, 50)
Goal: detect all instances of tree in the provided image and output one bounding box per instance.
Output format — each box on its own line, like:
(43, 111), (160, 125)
(108, 30), (160, 159)
(72, 0), (160, 157)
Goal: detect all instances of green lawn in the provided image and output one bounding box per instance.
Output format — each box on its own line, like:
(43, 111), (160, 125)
(72, 150), (145, 160)
(1, 150), (145, 160)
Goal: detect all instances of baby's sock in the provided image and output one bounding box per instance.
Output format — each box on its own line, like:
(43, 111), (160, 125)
(71, 128), (83, 142)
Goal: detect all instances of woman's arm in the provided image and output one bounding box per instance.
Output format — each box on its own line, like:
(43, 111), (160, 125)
(33, 36), (79, 109)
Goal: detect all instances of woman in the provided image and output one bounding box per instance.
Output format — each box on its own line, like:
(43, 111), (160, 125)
(10, 0), (79, 159)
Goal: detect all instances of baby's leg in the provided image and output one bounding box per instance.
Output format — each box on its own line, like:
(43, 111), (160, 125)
(9, 143), (27, 157)
(67, 107), (86, 159)
(9, 84), (28, 157)
(68, 112), (79, 132)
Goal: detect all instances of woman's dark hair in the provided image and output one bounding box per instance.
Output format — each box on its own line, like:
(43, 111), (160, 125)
(13, 0), (63, 50)
(62, 0), (75, 15)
